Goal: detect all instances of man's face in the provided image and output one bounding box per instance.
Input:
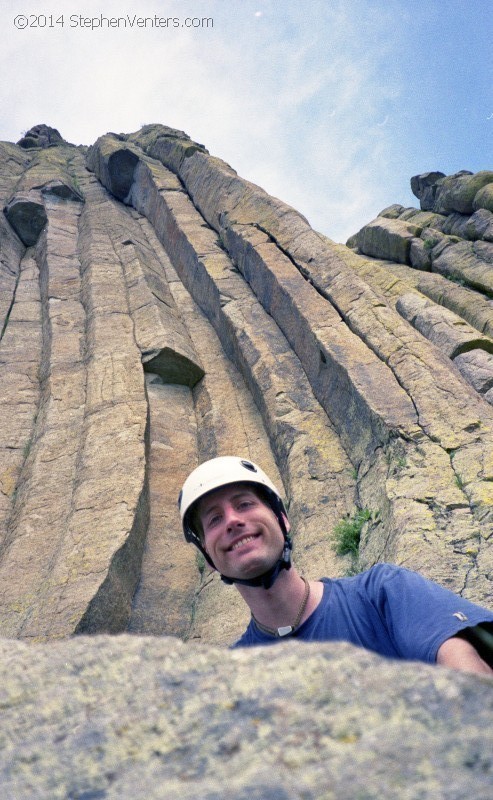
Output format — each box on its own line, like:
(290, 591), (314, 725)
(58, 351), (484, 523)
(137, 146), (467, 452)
(197, 484), (289, 580)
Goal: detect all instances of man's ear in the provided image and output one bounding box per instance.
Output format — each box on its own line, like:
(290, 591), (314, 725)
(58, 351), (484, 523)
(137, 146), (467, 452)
(281, 513), (291, 533)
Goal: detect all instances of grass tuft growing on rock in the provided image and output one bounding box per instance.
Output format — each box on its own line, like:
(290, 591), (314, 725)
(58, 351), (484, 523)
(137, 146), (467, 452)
(334, 509), (372, 556)
(196, 551), (206, 576)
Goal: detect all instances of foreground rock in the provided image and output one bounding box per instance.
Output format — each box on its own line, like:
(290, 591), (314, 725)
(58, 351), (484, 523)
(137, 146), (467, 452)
(0, 634), (491, 800)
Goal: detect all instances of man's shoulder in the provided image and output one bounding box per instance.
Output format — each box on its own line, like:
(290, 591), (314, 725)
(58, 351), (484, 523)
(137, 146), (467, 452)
(231, 620), (275, 649)
(319, 563), (404, 591)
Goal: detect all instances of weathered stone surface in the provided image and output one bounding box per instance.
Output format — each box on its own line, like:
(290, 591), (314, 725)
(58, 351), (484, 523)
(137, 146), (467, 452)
(0, 215), (25, 334)
(396, 292), (493, 359)
(223, 221), (415, 461)
(128, 377), (198, 638)
(0, 126), (492, 642)
(468, 208), (493, 241)
(125, 161), (357, 579)
(432, 240), (493, 294)
(0, 252), (42, 540)
(87, 134), (141, 200)
(375, 202), (405, 219)
(0, 634), (492, 800)
(434, 171), (493, 215)
(343, 251), (493, 341)
(0, 151), (149, 640)
(410, 170), (446, 209)
(409, 236), (432, 270)
(411, 170), (493, 217)
(454, 349), (493, 397)
(146, 244), (281, 644)
(3, 147), (84, 246)
(1, 127), (493, 798)
(473, 182), (493, 213)
(441, 209), (493, 241)
(106, 129), (493, 598)
(87, 136), (205, 388)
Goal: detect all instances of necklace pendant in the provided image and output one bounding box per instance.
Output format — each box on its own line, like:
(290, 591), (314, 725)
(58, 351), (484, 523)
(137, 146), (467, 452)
(277, 625), (293, 637)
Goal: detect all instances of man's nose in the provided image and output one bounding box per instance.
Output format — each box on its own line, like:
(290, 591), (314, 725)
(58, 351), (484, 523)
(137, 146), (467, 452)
(224, 505), (244, 532)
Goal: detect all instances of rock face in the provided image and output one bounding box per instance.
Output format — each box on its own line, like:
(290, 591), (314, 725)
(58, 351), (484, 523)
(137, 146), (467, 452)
(0, 125), (492, 644)
(0, 124), (492, 798)
(1, 634), (493, 800)
(346, 172), (493, 408)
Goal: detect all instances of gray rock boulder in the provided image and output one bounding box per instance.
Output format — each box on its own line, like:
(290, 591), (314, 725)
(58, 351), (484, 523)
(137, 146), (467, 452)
(410, 170), (446, 210)
(0, 634), (492, 800)
(16, 124), (64, 149)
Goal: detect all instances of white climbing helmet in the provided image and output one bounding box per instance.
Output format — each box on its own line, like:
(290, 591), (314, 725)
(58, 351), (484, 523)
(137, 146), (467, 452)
(178, 456), (292, 588)
(179, 456), (285, 540)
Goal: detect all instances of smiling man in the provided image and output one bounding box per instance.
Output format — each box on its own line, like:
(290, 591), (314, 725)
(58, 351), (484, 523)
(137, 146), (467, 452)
(178, 456), (493, 675)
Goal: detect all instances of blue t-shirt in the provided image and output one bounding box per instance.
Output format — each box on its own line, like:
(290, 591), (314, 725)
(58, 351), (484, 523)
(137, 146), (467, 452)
(233, 564), (493, 663)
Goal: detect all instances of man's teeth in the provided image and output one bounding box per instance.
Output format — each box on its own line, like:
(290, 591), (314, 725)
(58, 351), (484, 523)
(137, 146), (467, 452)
(231, 535), (257, 551)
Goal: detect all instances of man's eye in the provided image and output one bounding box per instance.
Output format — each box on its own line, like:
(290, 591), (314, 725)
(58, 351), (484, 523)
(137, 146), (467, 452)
(207, 514), (221, 528)
(238, 500), (254, 509)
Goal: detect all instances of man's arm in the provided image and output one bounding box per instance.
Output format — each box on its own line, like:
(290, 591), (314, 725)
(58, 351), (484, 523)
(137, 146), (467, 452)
(437, 636), (493, 675)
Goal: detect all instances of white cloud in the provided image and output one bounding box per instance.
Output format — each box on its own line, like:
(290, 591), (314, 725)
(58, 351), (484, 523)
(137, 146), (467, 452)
(0, 0), (489, 242)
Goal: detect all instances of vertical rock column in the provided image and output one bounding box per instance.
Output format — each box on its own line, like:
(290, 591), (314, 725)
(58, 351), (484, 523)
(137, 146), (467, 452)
(0, 143), (33, 535)
(0, 187), (86, 637)
(0, 252), (42, 542)
(134, 219), (284, 643)
(50, 163), (149, 636)
(94, 198), (205, 640)
(0, 147), (151, 639)
(128, 376), (198, 637)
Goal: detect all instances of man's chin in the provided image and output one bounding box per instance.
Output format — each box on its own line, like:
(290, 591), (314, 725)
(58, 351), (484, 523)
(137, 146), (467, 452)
(222, 544), (284, 581)
(227, 555), (277, 581)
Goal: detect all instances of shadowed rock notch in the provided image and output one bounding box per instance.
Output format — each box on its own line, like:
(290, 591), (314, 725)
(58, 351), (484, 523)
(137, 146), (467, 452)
(0, 124), (492, 643)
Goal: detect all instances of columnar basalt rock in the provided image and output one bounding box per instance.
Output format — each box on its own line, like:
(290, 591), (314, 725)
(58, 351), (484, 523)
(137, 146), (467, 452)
(0, 125), (492, 647)
(0, 124), (492, 799)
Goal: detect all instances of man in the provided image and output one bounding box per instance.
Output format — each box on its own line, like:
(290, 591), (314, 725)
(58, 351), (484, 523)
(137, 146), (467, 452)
(179, 456), (493, 675)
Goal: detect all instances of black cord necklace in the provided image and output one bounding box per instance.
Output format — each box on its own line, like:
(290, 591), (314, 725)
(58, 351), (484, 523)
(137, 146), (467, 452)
(252, 577), (310, 638)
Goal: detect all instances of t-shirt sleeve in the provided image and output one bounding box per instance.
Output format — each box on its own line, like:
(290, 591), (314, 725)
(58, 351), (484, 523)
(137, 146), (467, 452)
(369, 565), (493, 663)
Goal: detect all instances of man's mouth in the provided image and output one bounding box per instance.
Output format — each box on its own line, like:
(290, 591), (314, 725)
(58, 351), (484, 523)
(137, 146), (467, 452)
(229, 534), (260, 552)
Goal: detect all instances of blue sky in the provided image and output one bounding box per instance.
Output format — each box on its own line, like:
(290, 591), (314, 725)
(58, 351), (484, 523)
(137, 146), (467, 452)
(1, 0), (491, 242)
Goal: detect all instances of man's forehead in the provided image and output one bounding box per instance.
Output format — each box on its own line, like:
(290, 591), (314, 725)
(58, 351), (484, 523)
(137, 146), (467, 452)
(198, 483), (257, 513)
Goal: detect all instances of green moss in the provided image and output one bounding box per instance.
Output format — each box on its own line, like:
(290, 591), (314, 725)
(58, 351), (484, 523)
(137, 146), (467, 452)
(455, 473), (465, 490)
(334, 509), (371, 556)
(23, 437), (33, 460)
(196, 551), (206, 576)
(446, 274), (466, 286)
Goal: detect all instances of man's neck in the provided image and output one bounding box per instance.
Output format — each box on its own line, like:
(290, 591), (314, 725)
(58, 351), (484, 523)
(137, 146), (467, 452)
(236, 568), (324, 633)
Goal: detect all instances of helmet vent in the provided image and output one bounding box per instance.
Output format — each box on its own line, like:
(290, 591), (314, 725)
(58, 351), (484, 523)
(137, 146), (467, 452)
(240, 460), (257, 472)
